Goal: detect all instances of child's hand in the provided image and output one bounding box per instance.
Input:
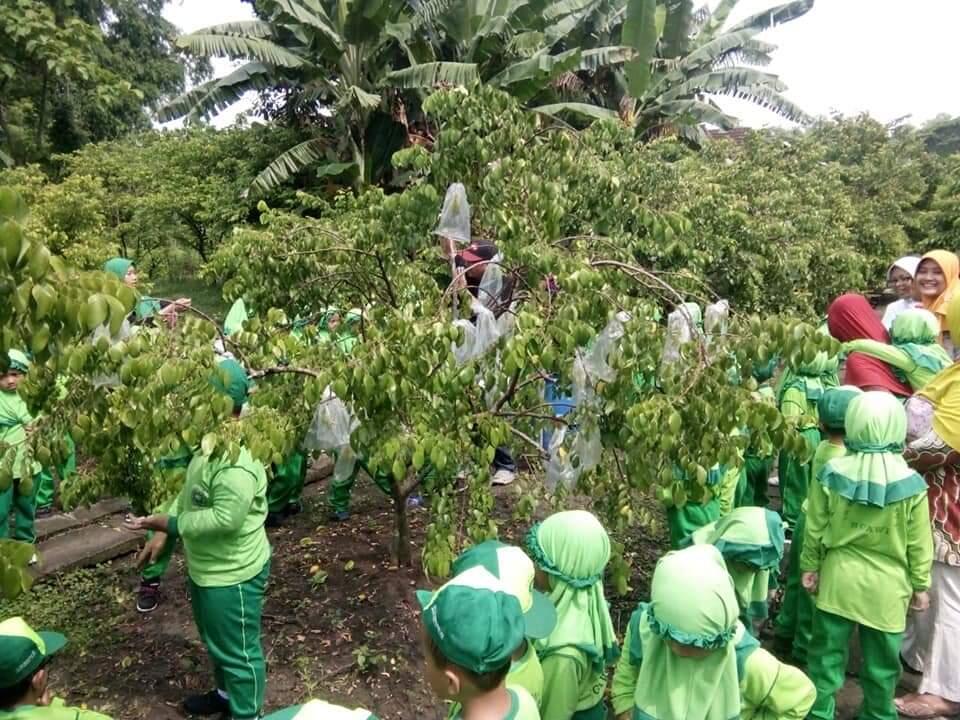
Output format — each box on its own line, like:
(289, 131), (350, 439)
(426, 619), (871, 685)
(801, 571), (819, 594)
(911, 591), (931, 612)
(137, 531), (168, 569)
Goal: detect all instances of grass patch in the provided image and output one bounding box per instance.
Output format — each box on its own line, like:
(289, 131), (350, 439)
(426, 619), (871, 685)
(151, 276), (230, 322)
(0, 565), (130, 654)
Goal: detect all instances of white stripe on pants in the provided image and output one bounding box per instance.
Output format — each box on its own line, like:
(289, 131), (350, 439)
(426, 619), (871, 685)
(901, 562), (960, 702)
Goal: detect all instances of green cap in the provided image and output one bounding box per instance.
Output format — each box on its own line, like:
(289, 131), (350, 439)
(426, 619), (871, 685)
(452, 540), (557, 640)
(818, 385), (863, 431)
(417, 565), (525, 675)
(103, 257), (133, 281)
(262, 700), (377, 720)
(6, 350), (30, 374)
(210, 358), (250, 411)
(0, 617), (67, 689)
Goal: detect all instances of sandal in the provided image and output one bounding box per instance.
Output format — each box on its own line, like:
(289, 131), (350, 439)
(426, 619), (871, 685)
(896, 694), (960, 719)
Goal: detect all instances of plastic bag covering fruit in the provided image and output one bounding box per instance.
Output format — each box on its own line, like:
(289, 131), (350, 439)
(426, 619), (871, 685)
(303, 386), (360, 480)
(661, 303), (701, 366)
(452, 260), (510, 366)
(434, 183), (471, 245)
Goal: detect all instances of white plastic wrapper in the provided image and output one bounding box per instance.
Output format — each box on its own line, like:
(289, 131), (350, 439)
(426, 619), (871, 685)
(572, 311), (630, 406)
(544, 427), (579, 492)
(452, 261), (510, 365)
(661, 304), (699, 366)
(704, 300), (729, 338)
(434, 183), (472, 245)
(303, 386), (358, 451)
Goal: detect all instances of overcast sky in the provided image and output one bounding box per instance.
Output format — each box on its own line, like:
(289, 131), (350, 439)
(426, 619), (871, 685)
(161, 0), (960, 130)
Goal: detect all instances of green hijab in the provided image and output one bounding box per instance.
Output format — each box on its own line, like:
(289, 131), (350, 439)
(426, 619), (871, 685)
(102, 257), (160, 321)
(890, 309), (952, 376)
(224, 298), (249, 337)
(776, 323), (839, 402)
(817, 385), (862, 432)
(335, 309), (362, 355)
(819, 391), (926, 507)
(627, 544), (741, 720)
(211, 358), (250, 411)
(6, 350), (30, 374)
(685, 508), (785, 625)
(103, 257), (133, 280)
(525, 511), (619, 671)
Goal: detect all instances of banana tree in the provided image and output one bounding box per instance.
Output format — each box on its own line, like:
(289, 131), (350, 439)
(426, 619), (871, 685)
(534, 0), (815, 140)
(384, 0), (634, 105)
(159, 0), (425, 191)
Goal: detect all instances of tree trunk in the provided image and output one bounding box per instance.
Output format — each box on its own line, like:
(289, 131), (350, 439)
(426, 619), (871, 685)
(394, 496), (412, 567)
(35, 69), (49, 150)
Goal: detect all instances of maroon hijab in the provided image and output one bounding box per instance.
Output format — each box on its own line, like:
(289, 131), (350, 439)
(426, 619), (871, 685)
(827, 293), (913, 397)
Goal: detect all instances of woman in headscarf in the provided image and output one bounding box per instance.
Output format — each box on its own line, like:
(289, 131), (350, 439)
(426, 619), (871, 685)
(916, 251), (960, 347)
(610, 544), (815, 720)
(827, 294), (913, 397)
(103, 257), (190, 325)
(776, 335), (839, 529)
(841, 309), (951, 392)
(525, 510), (619, 720)
(897, 292), (960, 719)
(801, 392), (932, 720)
(882, 256), (921, 330)
(683, 506), (786, 632)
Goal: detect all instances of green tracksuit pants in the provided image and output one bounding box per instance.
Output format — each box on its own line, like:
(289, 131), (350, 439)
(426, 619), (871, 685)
(0, 475), (40, 542)
(773, 512), (814, 662)
(190, 561), (270, 720)
(268, 452), (307, 514)
(778, 427), (820, 528)
(744, 453), (773, 508)
(666, 497), (721, 549)
(807, 608), (902, 720)
(35, 435), (77, 510)
(328, 456), (394, 515)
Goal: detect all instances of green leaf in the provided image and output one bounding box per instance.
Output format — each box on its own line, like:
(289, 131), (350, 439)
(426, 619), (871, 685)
(623, 0), (659, 97)
(531, 103), (619, 122)
(176, 32), (308, 69)
(386, 62), (479, 89)
(157, 63), (275, 123)
(727, 0), (814, 34)
(0, 188), (28, 222)
(489, 48), (582, 103)
(248, 138), (329, 195)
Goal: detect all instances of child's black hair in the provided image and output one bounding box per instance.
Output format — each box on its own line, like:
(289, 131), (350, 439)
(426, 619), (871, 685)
(424, 629), (511, 692)
(0, 666), (42, 710)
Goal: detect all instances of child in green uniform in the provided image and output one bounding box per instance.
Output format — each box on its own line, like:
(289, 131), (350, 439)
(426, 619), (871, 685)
(774, 386), (860, 663)
(743, 359), (778, 508)
(418, 565), (541, 720)
(0, 351), (41, 545)
(125, 360), (271, 720)
(684, 506), (785, 632)
(777, 345), (839, 529)
(801, 391), (934, 720)
(262, 700), (377, 720)
(610, 544), (815, 720)
(525, 511), (619, 720)
(0, 617), (112, 720)
(661, 465), (722, 549)
(842, 308), (951, 392)
(266, 451), (307, 528)
(451, 540), (558, 707)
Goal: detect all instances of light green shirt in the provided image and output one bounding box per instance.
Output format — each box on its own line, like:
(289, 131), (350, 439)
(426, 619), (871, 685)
(509, 641), (544, 707)
(452, 688), (540, 720)
(168, 447), (270, 587)
(539, 648), (605, 720)
(0, 698), (113, 720)
(611, 624), (815, 720)
(800, 479), (933, 632)
(0, 390), (40, 479)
